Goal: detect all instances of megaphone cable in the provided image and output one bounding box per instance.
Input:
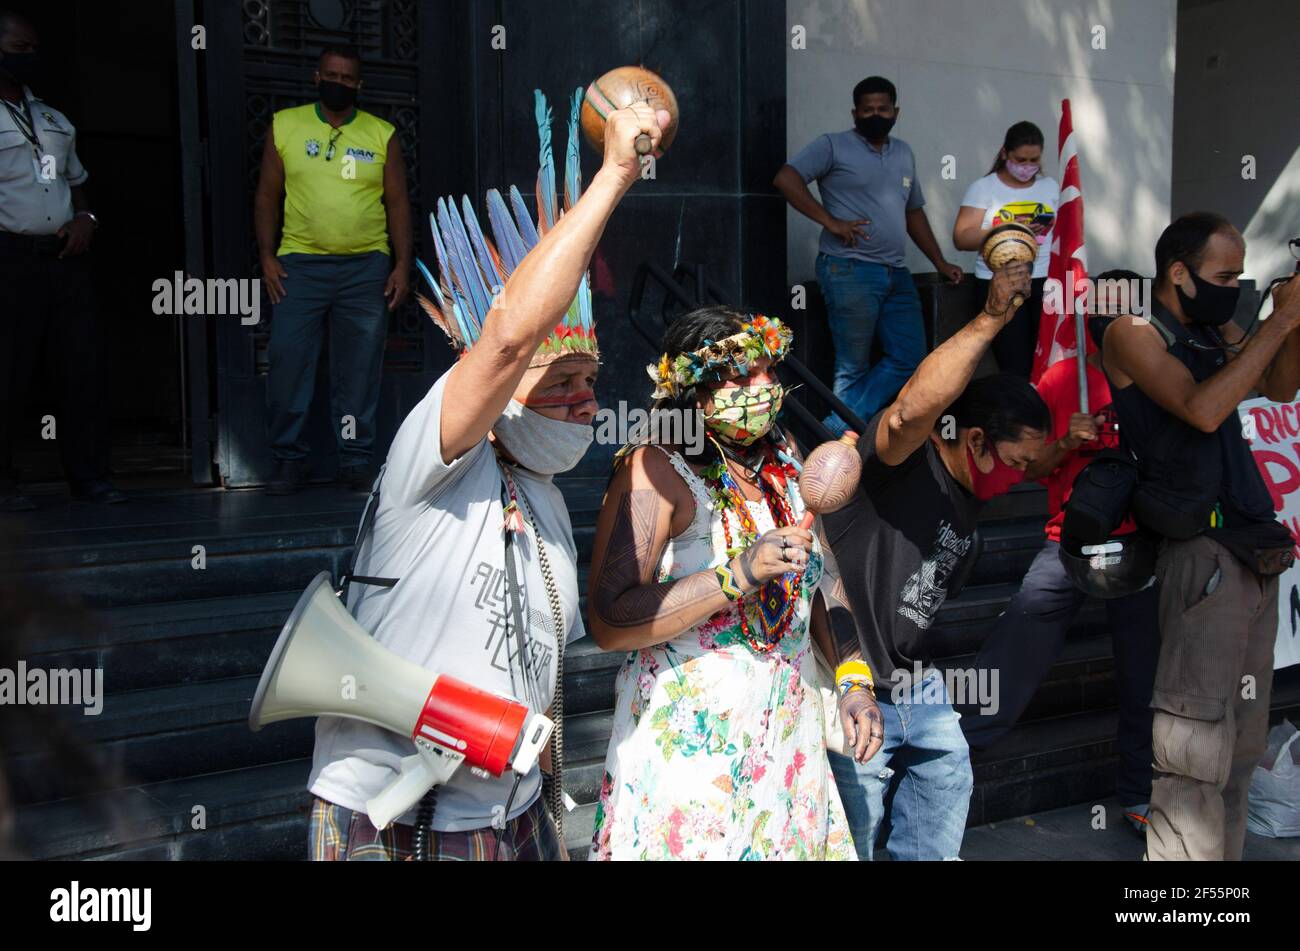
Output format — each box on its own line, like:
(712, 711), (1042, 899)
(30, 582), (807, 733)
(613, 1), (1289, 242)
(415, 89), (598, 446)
(410, 788), (438, 862)
(495, 773), (525, 861)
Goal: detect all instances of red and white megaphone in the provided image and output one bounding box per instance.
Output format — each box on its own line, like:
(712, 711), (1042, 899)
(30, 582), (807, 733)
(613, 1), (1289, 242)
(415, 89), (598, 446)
(248, 571), (553, 829)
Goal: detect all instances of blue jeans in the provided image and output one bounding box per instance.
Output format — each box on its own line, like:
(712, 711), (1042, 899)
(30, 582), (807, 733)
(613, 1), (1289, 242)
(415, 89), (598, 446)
(828, 670), (973, 861)
(815, 253), (925, 434)
(266, 251), (390, 465)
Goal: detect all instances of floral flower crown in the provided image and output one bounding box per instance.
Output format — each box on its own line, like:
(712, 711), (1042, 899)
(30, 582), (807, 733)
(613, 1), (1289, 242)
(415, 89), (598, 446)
(647, 314), (793, 400)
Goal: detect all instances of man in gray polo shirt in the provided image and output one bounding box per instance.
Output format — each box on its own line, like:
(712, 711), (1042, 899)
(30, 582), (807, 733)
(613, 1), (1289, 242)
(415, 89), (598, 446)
(775, 76), (961, 433)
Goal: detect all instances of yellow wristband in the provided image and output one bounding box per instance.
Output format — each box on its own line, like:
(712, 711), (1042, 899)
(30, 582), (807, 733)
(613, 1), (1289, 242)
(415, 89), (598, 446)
(834, 659), (874, 689)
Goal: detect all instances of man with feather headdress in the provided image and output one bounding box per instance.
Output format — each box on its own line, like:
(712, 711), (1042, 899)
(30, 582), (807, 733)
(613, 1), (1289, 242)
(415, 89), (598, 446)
(305, 91), (669, 861)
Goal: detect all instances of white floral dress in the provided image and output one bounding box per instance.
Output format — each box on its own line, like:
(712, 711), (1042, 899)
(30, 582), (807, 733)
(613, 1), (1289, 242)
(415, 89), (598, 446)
(589, 447), (855, 860)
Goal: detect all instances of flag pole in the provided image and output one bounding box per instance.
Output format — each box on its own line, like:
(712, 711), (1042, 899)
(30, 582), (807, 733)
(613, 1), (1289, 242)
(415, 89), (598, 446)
(1074, 296), (1089, 414)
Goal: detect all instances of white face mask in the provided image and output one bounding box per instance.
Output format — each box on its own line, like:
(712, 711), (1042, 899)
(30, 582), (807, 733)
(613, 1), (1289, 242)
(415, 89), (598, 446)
(493, 399), (594, 475)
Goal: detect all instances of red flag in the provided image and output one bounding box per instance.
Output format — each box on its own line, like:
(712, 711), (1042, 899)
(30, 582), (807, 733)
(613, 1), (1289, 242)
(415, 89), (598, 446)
(1030, 99), (1092, 384)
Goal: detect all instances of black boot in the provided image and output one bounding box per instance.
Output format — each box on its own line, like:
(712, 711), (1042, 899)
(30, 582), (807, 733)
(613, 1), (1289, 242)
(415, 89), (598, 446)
(266, 459), (308, 496)
(338, 463), (375, 493)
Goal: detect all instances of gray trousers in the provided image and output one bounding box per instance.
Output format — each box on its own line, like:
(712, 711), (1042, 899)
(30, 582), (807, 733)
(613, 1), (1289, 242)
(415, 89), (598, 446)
(266, 251), (389, 466)
(1146, 535), (1278, 861)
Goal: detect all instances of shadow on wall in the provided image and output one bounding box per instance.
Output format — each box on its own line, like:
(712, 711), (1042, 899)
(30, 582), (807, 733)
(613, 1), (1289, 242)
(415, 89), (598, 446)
(784, 0), (1178, 283)
(1173, 0), (1300, 284)
(1243, 150), (1300, 288)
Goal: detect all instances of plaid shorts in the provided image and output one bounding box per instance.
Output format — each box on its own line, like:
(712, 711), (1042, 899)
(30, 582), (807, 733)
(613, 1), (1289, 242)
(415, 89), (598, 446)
(308, 796), (565, 861)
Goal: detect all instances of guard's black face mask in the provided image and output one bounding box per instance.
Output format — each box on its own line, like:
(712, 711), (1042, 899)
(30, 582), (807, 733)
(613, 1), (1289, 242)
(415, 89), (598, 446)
(855, 114), (895, 140)
(1176, 263), (1240, 327)
(318, 80), (357, 112)
(0, 51), (42, 87)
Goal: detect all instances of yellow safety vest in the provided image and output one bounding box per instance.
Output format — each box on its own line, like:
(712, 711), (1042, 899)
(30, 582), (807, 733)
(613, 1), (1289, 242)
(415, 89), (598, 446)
(273, 103), (394, 256)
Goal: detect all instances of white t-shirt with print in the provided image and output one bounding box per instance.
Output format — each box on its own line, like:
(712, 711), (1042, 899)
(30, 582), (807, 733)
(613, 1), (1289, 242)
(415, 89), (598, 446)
(308, 368), (584, 833)
(960, 172), (1060, 280)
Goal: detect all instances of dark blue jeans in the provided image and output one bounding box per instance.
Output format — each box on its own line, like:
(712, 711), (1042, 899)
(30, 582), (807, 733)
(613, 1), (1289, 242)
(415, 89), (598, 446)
(959, 539), (1161, 805)
(829, 670), (973, 861)
(815, 253), (925, 434)
(266, 251), (390, 466)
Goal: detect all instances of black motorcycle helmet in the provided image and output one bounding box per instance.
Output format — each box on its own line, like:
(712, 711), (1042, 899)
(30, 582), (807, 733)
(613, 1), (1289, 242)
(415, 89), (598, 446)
(1058, 527), (1157, 599)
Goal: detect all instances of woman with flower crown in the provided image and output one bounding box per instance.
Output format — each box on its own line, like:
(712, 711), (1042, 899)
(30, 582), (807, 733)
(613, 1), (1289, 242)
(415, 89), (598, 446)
(586, 305), (855, 860)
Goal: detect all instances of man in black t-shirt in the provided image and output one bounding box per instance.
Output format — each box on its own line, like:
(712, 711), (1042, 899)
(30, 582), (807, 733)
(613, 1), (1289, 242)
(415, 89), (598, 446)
(1104, 213), (1300, 860)
(819, 261), (1049, 861)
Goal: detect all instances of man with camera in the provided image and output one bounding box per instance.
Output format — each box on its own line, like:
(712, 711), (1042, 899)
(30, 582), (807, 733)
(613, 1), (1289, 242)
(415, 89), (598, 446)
(1104, 212), (1300, 860)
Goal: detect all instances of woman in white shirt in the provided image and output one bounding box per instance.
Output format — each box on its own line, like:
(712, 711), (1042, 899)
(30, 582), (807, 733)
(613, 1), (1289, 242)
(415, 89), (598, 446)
(953, 122), (1060, 378)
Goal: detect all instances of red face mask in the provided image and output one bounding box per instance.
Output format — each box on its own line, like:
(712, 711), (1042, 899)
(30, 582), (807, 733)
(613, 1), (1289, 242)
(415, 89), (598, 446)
(966, 441), (1025, 501)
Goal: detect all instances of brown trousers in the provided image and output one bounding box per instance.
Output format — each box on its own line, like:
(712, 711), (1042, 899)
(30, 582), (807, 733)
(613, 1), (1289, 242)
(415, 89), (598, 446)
(1146, 535), (1278, 861)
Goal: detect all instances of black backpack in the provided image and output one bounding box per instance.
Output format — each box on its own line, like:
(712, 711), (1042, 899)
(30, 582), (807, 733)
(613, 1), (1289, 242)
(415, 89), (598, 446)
(1061, 449), (1142, 544)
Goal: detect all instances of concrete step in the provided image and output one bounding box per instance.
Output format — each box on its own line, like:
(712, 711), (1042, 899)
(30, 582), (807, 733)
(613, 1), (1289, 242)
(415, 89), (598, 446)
(29, 588), (612, 698)
(19, 540), (354, 610)
(7, 478), (610, 610)
(7, 636), (640, 805)
(966, 517), (1053, 589)
(17, 670), (1297, 860)
(7, 476), (1042, 608)
(4, 677), (315, 805)
(32, 590), (302, 693)
(978, 480), (1049, 523)
(21, 550), (1088, 698)
(7, 580), (1115, 806)
(11, 759), (314, 861)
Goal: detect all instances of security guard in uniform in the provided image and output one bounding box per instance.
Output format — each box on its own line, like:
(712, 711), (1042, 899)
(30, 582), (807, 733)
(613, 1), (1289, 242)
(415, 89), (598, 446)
(254, 44), (412, 495)
(0, 9), (123, 510)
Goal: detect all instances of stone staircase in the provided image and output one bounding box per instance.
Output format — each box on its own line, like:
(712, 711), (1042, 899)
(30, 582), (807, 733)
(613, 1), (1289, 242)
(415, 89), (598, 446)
(7, 479), (1299, 860)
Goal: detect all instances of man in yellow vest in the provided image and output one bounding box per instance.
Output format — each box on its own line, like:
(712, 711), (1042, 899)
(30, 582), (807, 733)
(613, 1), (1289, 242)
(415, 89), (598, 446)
(254, 44), (411, 494)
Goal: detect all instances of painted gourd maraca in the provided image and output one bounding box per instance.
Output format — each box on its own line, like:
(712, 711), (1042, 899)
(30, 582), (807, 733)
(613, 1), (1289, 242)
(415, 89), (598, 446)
(797, 431), (862, 529)
(581, 65), (679, 156)
(980, 223), (1037, 308)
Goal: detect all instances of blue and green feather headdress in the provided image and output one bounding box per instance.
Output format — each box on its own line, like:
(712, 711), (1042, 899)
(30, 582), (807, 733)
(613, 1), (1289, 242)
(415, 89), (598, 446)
(415, 87), (597, 364)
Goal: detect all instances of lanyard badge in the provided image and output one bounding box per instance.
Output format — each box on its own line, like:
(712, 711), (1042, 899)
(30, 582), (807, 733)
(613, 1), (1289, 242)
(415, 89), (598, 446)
(3, 98), (51, 182)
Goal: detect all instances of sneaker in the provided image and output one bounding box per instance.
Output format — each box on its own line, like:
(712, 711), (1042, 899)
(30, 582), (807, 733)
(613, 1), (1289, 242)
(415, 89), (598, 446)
(338, 463), (375, 493)
(70, 479), (127, 505)
(265, 459), (308, 496)
(1123, 803), (1151, 839)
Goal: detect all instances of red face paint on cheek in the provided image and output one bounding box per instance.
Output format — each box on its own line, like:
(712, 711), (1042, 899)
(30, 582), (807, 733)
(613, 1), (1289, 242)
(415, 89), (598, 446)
(523, 389), (596, 409)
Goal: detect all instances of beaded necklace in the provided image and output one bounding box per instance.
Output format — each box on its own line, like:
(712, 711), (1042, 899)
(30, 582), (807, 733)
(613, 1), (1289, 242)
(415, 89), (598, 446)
(703, 435), (802, 653)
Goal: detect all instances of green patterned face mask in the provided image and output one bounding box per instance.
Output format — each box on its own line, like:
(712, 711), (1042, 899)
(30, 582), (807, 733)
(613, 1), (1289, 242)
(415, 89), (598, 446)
(703, 383), (784, 446)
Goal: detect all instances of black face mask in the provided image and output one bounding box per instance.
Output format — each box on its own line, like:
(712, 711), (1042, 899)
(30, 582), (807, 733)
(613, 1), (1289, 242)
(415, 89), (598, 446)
(855, 114), (895, 141)
(1175, 263), (1240, 327)
(1, 51), (42, 87)
(318, 80), (357, 112)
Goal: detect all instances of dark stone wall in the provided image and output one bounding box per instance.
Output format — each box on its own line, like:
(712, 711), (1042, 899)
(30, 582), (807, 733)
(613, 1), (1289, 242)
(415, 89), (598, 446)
(425, 0), (788, 476)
